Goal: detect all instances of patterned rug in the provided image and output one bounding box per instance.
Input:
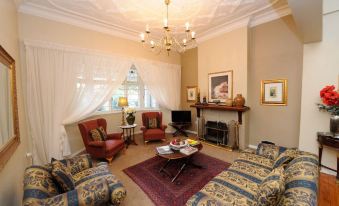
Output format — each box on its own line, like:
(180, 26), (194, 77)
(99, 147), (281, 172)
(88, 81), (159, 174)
(123, 152), (231, 206)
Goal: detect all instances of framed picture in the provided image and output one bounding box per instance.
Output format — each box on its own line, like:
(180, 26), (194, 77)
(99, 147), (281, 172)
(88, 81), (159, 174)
(261, 79), (288, 105)
(208, 70), (233, 103)
(187, 86), (197, 102)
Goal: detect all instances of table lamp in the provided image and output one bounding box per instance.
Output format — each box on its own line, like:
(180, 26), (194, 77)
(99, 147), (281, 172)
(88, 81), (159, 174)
(118, 97), (128, 125)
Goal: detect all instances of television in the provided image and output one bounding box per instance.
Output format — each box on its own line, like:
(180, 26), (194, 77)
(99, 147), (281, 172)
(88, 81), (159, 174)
(171, 110), (192, 124)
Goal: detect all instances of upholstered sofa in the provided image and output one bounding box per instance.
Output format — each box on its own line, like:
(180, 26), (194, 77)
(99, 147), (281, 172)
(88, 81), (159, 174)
(23, 154), (126, 206)
(186, 143), (319, 206)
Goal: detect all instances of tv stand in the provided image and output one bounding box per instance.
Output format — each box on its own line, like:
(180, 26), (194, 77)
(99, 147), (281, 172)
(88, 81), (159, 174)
(169, 122), (191, 137)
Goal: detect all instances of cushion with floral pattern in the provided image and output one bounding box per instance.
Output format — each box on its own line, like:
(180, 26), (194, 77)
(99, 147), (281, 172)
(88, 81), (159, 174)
(51, 159), (75, 192)
(257, 166), (285, 206)
(89, 126), (107, 141)
(273, 148), (299, 169)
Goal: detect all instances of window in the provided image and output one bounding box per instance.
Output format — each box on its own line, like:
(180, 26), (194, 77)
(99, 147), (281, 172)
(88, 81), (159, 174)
(98, 66), (158, 112)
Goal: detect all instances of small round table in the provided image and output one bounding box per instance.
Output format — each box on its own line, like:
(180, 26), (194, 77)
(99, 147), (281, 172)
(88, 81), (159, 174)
(157, 143), (203, 183)
(119, 124), (137, 148)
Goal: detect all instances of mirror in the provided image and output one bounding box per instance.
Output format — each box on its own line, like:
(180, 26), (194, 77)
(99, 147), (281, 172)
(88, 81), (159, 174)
(0, 45), (20, 171)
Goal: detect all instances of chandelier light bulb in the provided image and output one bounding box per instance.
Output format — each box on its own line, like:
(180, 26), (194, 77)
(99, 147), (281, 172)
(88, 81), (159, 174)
(185, 22), (190, 31)
(191, 31), (196, 39)
(163, 18), (168, 28)
(140, 33), (145, 42)
(150, 40), (155, 48)
(146, 24), (150, 33)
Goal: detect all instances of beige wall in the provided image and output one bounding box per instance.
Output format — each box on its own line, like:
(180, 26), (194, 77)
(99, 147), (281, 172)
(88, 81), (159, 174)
(198, 27), (249, 148)
(180, 48), (198, 132)
(0, 0), (30, 205)
(18, 13), (180, 154)
(299, 2), (339, 175)
(248, 15), (303, 147)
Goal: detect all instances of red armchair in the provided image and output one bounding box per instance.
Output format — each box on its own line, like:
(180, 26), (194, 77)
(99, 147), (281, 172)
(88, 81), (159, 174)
(78, 118), (125, 163)
(141, 112), (167, 144)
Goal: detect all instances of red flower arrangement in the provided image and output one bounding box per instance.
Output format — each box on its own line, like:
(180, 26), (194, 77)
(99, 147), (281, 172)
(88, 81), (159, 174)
(318, 85), (339, 115)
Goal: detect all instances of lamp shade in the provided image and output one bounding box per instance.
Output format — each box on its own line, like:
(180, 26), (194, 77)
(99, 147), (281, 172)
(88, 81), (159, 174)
(118, 97), (128, 107)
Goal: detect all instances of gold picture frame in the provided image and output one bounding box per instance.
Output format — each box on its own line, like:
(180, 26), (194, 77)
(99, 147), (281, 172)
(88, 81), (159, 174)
(0, 45), (20, 171)
(208, 70), (233, 103)
(261, 79), (288, 106)
(187, 86), (197, 102)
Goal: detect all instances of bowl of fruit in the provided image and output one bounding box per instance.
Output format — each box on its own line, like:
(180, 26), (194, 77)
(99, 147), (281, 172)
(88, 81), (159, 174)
(170, 138), (188, 150)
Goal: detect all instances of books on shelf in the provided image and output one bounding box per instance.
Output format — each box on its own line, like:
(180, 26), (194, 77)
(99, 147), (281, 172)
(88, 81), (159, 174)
(180, 146), (198, 155)
(156, 145), (173, 155)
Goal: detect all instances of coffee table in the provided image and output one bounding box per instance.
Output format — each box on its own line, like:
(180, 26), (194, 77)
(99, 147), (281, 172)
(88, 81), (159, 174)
(156, 143), (203, 183)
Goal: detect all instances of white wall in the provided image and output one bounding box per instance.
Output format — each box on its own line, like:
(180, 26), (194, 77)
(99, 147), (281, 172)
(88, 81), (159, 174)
(0, 0), (30, 205)
(299, 0), (339, 175)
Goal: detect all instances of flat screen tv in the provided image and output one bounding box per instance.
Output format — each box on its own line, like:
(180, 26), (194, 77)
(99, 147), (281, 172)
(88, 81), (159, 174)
(171, 110), (191, 124)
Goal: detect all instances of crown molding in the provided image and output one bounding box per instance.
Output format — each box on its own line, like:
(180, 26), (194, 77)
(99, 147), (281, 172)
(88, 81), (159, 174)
(249, 5), (292, 27)
(18, 3), (140, 42)
(18, 2), (291, 45)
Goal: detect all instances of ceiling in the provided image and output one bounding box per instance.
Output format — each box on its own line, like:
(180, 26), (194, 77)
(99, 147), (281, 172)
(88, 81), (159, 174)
(18, 0), (291, 42)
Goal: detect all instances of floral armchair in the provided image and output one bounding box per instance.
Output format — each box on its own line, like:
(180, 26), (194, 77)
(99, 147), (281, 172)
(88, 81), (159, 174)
(23, 154), (126, 206)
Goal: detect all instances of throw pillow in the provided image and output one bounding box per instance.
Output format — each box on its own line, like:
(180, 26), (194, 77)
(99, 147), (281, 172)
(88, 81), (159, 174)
(51, 159), (75, 192)
(256, 143), (286, 160)
(89, 126), (107, 141)
(273, 149), (299, 169)
(257, 166), (285, 206)
(147, 117), (158, 129)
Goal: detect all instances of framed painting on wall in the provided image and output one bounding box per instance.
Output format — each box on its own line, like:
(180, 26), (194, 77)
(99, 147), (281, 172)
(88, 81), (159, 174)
(187, 86), (197, 102)
(208, 70), (233, 103)
(261, 79), (288, 105)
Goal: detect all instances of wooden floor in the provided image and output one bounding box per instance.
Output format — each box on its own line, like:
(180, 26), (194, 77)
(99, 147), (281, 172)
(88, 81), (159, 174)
(319, 173), (339, 206)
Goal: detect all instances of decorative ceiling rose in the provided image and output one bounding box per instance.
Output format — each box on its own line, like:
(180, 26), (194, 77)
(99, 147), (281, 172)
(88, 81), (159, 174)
(139, 0), (197, 55)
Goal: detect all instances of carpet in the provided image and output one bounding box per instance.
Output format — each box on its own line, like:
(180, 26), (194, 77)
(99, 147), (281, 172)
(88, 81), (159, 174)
(123, 152), (231, 206)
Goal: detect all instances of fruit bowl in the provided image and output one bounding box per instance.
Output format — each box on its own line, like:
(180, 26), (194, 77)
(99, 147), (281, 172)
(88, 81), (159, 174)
(170, 140), (188, 150)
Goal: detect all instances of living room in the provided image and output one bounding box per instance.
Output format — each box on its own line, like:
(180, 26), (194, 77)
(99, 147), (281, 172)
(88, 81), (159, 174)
(0, 0), (338, 205)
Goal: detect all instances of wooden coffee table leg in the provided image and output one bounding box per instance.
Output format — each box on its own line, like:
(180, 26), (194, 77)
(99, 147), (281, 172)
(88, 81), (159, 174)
(159, 159), (173, 179)
(172, 162), (187, 183)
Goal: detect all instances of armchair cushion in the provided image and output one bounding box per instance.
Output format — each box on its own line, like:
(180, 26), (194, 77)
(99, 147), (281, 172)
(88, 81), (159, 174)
(51, 160), (75, 192)
(105, 139), (125, 152)
(147, 117), (159, 129)
(89, 126), (107, 141)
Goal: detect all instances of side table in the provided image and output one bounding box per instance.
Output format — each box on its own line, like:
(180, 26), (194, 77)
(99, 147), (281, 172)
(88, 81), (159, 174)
(317, 132), (339, 183)
(120, 124), (137, 148)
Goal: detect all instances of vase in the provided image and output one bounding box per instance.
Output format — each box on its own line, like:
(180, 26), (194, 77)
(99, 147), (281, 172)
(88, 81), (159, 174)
(233, 94), (245, 107)
(126, 114), (135, 125)
(330, 115), (339, 135)
(225, 98), (233, 107)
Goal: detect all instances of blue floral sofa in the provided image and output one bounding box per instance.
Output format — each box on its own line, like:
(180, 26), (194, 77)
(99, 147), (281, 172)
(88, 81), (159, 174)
(186, 143), (319, 206)
(23, 154), (126, 206)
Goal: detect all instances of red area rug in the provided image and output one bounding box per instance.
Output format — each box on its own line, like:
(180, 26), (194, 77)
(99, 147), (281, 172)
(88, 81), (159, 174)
(123, 152), (231, 206)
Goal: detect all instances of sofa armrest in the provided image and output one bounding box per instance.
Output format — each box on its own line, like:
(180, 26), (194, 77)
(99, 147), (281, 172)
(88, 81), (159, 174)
(160, 125), (167, 131)
(241, 148), (256, 154)
(88, 141), (105, 147)
(107, 132), (123, 140)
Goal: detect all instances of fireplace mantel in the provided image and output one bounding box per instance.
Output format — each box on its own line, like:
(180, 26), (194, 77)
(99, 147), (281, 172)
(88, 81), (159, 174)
(190, 104), (250, 124)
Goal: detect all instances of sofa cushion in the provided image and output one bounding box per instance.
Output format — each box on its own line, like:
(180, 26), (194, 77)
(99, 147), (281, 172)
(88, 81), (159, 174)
(55, 154), (93, 175)
(273, 149), (298, 169)
(257, 166), (285, 206)
(51, 160), (75, 192)
(278, 153), (319, 206)
(89, 126), (107, 141)
(147, 117), (159, 129)
(256, 143), (286, 160)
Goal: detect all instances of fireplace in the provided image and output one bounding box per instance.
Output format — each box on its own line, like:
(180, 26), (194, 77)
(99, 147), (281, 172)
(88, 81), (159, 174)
(204, 121), (228, 145)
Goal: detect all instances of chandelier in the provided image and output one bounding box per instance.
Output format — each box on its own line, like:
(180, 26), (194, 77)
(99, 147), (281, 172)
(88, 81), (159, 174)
(139, 0), (197, 55)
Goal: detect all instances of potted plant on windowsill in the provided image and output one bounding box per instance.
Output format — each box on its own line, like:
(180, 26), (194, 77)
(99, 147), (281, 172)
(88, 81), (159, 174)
(125, 108), (136, 125)
(317, 85), (339, 135)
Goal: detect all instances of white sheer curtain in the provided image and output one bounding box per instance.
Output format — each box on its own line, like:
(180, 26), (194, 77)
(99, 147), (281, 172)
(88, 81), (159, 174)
(24, 42), (131, 163)
(135, 60), (181, 110)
